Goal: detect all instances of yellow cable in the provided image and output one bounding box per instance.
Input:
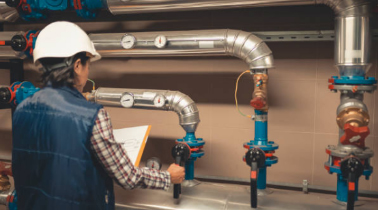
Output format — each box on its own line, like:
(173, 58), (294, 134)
(235, 70), (252, 118)
(87, 79), (96, 91)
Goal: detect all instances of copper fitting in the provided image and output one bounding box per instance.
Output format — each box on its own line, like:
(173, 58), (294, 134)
(82, 92), (95, 101)
(336, 108), (370, 129)
(251, 74), (268, 111)
(0, 175), (10, 191)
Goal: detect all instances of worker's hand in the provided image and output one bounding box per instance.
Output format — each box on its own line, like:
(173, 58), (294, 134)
(167, 163), (185, 184)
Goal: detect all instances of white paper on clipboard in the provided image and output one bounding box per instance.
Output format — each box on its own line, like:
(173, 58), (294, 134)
(113, 125), (151, 167)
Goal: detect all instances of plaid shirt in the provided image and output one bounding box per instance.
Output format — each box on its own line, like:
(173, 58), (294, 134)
(90, 108), (171, 190)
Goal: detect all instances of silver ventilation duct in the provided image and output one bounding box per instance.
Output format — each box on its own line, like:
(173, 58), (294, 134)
(320, 0), (374, 76)
(89, 29), (274, 69)
(106, 0), (315, 14)
(86, 88), (200, 133)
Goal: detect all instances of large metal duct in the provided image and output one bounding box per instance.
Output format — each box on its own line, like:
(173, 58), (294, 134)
(321, 0), (374, 76)
(90, 29), (274, 70)
(85, 88), (200, 133)
(106, 0), (316, 14)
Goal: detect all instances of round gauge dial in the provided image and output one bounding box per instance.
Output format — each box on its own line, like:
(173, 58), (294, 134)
(154, 35), (167, 49)
(153, 95), (166, 107)
(146, 157), (162, 170)
(120, 93), (134, 108)
(121, 34), (136, 49)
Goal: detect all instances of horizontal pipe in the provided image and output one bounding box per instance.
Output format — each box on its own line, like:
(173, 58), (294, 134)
(87, 88), (200, 133)
(0, 2), (18, 23)
(90, 29), (274, 69)
(106, 0), (316, 14)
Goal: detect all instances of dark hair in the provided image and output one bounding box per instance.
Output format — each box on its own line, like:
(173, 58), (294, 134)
(39, 52), (90, 88)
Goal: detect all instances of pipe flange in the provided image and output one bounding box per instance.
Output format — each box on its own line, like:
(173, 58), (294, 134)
(326, 145), (374, 159)
(328, 84), (376, 93)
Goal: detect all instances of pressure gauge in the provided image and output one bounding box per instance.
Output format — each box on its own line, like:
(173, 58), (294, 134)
(154, 35), (167, 49)
(146, 157), (162, 170)
(120, 93), (134, 108)
(121, 34), (136, 49)
(153, 95), (166, 108)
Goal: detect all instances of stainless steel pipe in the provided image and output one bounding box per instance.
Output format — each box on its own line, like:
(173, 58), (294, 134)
(106, 0), (315, 14)
(87, 88), (200, 133)
(90, 29), (274, 69)
(0, 2), (18, 22)
(321, 0), (374, 75)
(0, 31), (27, 59)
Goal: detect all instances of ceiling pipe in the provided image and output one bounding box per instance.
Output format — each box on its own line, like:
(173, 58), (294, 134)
(89, 29), (274, 70)
(106, 0), (316, 14)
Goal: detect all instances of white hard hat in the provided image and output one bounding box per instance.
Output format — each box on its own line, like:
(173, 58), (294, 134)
(33, 21), (101, 63)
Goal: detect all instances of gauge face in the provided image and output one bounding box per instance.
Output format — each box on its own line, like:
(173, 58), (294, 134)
(153, 95), (166, 107)
(121, 34), (136, 49)
(120, 93), (134, 108)
(146, 157), (162, 170)
(154, 35), (167, 49)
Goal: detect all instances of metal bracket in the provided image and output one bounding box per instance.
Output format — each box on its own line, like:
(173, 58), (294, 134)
(302, 180), (309, 194)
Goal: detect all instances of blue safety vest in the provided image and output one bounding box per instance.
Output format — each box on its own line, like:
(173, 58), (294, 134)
(12, 85), (115, 210)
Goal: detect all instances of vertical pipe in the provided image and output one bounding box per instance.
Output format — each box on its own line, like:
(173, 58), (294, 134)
(185, 159), (195, 180)
(337, 174), (359, 202)
(254, 110), (268, 143)
(257, 167), (267, 190)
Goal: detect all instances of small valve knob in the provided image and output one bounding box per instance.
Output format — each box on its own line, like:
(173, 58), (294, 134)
(245, 148), (266, 208)
(340, 124), (369, 148)
(340, 157), (364, 210)
(250, 97), (266, 110)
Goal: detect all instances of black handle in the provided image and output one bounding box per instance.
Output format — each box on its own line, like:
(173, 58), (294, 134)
(173, 156), (181, 199)
(250, 162), (258, 208)
(347, 173), (356, 210)
(347, 186), (355, 210)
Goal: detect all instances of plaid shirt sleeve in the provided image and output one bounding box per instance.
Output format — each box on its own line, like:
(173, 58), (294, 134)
(90, 108), (171, 190)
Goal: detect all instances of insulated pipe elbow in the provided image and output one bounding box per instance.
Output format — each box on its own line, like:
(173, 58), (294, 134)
(90, 29), (274, 70)
(87, 88), (200, 133)
(166, 91), (200, 133)
(225, 30), (274, 70)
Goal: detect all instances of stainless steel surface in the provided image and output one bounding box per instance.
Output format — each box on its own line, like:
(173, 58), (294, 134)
(92, 88), (200, 133)
(0, 2), (18, 23)
(113, 181), (378, 210)
(197, 174), (378, 196)
(0, 191), (8, 206)
(0, 32), (26, 59)
(90, 29), (274, 69)
(106, 0), (315, 14)
(181, 179), (201, 188)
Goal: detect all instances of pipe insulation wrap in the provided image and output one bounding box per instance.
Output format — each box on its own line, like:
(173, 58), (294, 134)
(92, 88), (200, 133)
(90, 29), (274, 69)
(106, 0), (316, 14)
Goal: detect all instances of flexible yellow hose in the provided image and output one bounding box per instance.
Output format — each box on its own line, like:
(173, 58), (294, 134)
(235, 70), (252, 118)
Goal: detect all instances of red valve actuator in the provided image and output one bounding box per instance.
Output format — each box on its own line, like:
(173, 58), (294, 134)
(250, 97), (266, 110)
(340, 124), (369, 148)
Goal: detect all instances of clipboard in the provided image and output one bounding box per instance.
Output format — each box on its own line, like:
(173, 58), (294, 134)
(113, 125), (151, 167)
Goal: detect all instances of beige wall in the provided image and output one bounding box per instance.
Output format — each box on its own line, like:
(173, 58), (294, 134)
(1, 5), (378, 192)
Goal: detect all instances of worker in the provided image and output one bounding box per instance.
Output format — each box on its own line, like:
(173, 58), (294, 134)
(11, 21), (185, 210)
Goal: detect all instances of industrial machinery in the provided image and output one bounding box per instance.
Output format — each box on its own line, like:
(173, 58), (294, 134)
(323, 0), (376, 209)
(171, 143), (191, 199)
(0, 81), (39, 106)
(236, 68), (278, 208)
